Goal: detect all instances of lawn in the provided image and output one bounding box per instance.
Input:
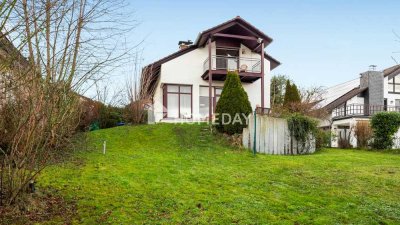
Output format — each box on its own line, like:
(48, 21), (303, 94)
(35, 124), (399, 224)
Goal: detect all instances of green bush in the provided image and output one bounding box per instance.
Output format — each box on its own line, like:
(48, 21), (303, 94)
(315, 129), (332, 150)
(215, 71), (252, 135)
(371, 112), (400, 149)
(287, 113), (318, 147)
(98, 105), (124, 129)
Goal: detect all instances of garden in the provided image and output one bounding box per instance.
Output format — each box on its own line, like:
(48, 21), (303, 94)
(2, 123), (399, 224)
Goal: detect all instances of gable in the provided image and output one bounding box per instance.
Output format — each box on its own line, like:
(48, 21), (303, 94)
(324, 87), (367, 111)
(195, 16), (273, 49)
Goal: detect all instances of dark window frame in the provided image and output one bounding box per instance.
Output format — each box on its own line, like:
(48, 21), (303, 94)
(388, 76), (400, 94)
(215, 47), (240, 71)
(199, 85), (223, 114)
(162, 84), (193, 119)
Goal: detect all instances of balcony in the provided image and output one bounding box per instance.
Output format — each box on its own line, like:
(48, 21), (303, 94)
(332, 104), (400, 120)
(202, 55), (262, 82)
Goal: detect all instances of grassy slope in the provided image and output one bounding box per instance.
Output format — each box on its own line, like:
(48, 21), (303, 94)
(38, 124), (400, 224)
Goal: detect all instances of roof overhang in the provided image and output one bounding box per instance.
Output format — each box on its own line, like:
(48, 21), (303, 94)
(324, 87), (367, 112)
(383, 64), (400, 80)
(195, 16), (273, 49)
(142, 16), (281, 96)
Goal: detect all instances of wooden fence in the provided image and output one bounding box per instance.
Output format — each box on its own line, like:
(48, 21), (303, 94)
(242, 114), (315, 155)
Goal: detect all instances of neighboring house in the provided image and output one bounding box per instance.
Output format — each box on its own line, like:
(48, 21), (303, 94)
(319, 65), (400, 147)
(142, 16), (280, 122)
(0, 34), (32, 107)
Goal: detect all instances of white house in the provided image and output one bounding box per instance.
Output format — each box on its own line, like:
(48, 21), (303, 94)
(142, 16), (280, 122)
(319, 65), (400, 148)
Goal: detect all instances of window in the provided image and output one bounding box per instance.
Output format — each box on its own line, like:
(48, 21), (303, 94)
(214, 87), (222, 110)
(199, 86), (223, 118)
(163, 84), (192, 119)
(199, 87), (210, 118)
(388, 76), (400, 93)
(215, 47), (239, 70)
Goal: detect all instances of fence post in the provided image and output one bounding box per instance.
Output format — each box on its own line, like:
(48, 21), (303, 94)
(253, 110), (257, 156)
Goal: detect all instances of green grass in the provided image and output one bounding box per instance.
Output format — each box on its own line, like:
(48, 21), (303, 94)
(38, 124), (400, 224)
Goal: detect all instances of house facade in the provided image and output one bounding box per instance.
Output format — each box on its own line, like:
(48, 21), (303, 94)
(319, 65), (400, 148)
(142, 17), (280, 122)
(0, 35), (30, 107)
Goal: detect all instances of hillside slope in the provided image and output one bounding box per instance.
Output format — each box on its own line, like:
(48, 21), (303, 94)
(34, 124), (400, 224)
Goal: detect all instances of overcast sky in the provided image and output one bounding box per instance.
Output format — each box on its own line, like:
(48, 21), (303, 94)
(107, 0), (400, 95)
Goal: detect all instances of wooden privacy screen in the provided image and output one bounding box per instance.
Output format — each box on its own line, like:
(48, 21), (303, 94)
(243, 115), (315, 155)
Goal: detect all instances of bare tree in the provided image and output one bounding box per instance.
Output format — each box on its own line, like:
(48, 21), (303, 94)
(124, 51), (157, 124)
(0, 0), (136, 206)
(300, 86), (326, 104)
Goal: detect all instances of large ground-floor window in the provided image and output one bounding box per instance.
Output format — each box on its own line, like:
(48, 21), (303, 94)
(199, 86), (223, 118)
(163, 84), (192, 119)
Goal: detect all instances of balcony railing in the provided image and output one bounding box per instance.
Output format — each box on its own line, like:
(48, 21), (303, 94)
(332, 104), (400, 119)
(203, 55), (261, 74)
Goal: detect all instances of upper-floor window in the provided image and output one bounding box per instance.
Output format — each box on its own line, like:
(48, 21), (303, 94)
(215, 47), (239, 71)
(388, 76), (400, 93)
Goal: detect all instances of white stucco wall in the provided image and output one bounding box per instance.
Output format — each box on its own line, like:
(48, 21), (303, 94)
(346, 95), (365, 105)
(383, 76), (400, 107)
(331, 117), (358, 148)
(152, 42), (271, 122)
(331, 117), (400, 149)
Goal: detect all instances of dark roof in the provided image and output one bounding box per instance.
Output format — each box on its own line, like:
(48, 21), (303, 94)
(195, 16), (273, 47)
(147, 45), (197, 69)
(144, 16), (280, 72)
(324, 87), (367, 111)
(383, 64), (400, 79)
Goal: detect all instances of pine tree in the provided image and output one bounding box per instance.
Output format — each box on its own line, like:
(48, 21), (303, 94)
(291, 84), (301, 103)
(215, 71), (252, 134)
(283, 81), (301, 107)
(283, 80), (292, 107)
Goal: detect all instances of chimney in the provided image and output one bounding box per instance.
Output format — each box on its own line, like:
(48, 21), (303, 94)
(178, 40), (193, 50)
(360, 65), (384, 106)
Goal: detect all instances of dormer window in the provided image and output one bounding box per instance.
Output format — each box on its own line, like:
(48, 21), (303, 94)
(388, 76), (400, 93)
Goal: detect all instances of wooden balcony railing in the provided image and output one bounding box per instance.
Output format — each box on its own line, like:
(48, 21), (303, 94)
(332, 104), (400, 119)
(203, 55), (261, 73)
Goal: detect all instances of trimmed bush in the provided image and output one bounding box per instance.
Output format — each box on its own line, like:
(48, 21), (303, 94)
(371, 112), (400, 149)
(215, 71), (252, 135)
